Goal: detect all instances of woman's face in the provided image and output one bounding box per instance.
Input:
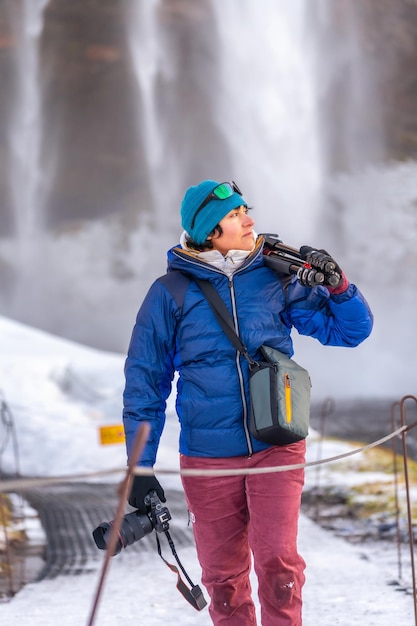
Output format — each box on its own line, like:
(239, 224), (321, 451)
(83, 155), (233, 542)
(209, 205), (255, 255)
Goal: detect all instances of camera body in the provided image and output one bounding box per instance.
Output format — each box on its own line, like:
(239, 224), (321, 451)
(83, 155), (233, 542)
(92, 490), (171, 556)
(145, 490), (171, 533)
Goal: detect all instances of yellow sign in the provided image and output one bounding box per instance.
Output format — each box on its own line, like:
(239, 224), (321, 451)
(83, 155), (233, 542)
(99, 424), (126, 446)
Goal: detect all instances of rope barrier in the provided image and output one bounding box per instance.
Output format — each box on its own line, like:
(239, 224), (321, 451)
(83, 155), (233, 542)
(1, 421), (416, 492)
(168, 423), (414, 477)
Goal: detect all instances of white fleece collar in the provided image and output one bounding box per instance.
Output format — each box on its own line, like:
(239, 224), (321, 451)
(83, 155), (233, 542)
(180, 230), (257, 278)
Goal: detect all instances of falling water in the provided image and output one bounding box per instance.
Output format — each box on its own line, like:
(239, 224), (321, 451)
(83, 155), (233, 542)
(210, 0), (322, 243)
(8, 0), (50, 243)
(126, 0), (162, 172)
(3, 0), (50, 321)
(124, 0), (180, 231)
(125, 0), (322, 243)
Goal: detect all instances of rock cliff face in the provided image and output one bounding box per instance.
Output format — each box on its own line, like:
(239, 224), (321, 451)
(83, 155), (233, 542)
(29, 0), (144, 228)
(365, 0), (417, 161)
(359, 0), (417, 160)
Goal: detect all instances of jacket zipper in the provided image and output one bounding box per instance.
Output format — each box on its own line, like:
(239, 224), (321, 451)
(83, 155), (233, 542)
(228, 277), (254, 457)
(173, 245), (263, 456)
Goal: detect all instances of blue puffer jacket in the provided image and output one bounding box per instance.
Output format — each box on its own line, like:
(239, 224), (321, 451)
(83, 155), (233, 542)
(123, 237), (373, 466)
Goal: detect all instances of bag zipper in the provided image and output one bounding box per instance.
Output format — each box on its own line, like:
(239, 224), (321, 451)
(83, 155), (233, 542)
(284, 374), (292, 423)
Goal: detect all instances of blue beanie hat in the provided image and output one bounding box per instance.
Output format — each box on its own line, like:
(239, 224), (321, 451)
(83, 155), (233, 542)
(181, 179), (247, 245)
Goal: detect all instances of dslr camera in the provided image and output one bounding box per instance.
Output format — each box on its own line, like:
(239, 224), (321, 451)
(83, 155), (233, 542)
(92, 490), (171, 556)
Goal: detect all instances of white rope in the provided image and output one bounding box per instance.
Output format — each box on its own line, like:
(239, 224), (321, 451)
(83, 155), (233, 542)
(140, 423), (409, 477)
(0, 424), (409, 492)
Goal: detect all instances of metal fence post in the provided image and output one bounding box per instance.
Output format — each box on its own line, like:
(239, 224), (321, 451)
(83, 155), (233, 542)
(399, 395), (417, 625)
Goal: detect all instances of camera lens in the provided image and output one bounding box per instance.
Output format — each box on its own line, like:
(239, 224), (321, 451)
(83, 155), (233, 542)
(93, 510), (153, 555)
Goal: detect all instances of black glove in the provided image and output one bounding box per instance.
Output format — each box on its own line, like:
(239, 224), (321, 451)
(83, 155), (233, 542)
(299, 246), (343, 288)
(128, 474), (166, 514)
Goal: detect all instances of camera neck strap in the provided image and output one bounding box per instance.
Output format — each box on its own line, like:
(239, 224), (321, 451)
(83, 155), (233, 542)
(155, 530), (207, 611)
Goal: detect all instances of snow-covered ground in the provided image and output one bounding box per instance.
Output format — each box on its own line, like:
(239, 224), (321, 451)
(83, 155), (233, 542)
(0, 315), (415, 624)
(2, 514), (414, 626)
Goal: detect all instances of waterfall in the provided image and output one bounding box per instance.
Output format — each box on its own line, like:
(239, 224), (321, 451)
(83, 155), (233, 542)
(125, 0), (322, 242)
(124, 0), (181, 233)
(8, 0), (50, 243)
(0, 0), (54, 348)
(211, 0), (322, 244)
(126, 0), (162, 172)
(4, 0), (50, 324)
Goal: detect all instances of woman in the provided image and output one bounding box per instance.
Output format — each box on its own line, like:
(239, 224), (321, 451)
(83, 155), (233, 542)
(123, 179), (373, 625)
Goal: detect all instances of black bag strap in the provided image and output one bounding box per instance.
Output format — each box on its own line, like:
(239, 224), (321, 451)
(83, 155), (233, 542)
(194, 278), (256, 366)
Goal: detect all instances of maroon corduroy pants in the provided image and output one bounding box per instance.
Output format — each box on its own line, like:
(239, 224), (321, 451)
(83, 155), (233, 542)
(180, 442), (306, 626)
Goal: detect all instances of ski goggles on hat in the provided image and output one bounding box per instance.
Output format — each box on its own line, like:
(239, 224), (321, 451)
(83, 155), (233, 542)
(190, 181), (243, 230)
